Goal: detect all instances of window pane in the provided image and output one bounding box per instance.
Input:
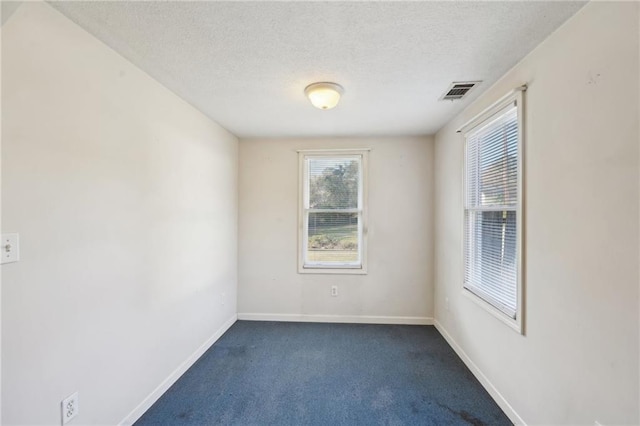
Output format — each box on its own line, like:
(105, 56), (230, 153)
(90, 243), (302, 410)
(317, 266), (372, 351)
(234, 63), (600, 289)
(309, 158), (359, 209)
(464, 210), (517, 316)
(466, 106), (518, 208)
(307, 212), (359, 264)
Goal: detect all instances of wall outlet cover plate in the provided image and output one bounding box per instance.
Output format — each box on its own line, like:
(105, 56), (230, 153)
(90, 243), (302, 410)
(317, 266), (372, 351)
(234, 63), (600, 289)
(1, 233), (19, 264)
(61, 392), (79, 424)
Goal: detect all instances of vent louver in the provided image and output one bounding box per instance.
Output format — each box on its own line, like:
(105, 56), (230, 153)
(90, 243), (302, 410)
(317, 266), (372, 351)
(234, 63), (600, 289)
(441, 81), (481, 101)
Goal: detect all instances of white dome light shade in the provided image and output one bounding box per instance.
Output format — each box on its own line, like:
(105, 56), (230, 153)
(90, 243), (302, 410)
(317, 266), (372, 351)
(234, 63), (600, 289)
(304, 82), (344, 110)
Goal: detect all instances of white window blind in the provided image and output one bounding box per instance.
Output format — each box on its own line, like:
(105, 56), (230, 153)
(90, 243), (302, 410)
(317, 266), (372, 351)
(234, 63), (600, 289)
(464, 101), (520, 319)
(301, 154), (364, 270)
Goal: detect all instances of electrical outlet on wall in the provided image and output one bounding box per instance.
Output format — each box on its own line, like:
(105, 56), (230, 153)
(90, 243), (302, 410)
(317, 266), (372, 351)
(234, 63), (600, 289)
(445, 297), (449, 311)
(331, 285), (338, 297)
(1, 233), (19, 264)
(61, 392), (79, 424)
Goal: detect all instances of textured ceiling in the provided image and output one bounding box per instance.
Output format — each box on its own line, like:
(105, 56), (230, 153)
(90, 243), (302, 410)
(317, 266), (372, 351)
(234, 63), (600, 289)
(49, 1), (585, 138)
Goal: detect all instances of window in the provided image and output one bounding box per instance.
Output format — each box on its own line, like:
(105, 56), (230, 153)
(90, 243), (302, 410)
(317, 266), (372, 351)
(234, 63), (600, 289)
(462, 89), (524, 332)
(298, 150), (368, 274)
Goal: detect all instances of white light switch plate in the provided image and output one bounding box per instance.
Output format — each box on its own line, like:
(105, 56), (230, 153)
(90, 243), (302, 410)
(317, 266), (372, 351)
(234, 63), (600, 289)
(1, 233), (19, 264)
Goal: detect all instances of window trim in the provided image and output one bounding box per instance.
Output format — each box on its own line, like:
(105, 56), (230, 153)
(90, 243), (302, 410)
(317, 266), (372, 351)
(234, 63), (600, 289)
(460, 88), (525, 335)
(297, 149), (369, 275)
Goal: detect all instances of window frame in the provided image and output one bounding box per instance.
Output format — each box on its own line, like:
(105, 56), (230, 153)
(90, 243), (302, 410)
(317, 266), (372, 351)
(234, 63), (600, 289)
(460, 88), (525, 334)
(298, 149), (369, 275)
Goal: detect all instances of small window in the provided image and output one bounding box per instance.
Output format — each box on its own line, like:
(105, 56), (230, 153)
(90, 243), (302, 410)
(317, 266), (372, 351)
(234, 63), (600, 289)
(462, 90), (524, 332)
(298, 150), (368, 274)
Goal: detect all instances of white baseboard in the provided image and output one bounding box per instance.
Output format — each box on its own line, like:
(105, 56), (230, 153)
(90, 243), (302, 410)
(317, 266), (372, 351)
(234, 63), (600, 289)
(237, 313), (433, 325)
(434, 320), (526, 426)
(119, 314), (238, 426)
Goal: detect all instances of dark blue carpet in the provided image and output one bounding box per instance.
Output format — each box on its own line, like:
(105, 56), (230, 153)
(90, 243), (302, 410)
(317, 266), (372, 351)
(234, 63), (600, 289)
(135, 321), (512, 426)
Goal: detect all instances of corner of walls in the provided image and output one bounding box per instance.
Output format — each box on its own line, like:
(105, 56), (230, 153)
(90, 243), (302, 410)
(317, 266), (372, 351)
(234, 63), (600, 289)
(1, 1), (22, 26)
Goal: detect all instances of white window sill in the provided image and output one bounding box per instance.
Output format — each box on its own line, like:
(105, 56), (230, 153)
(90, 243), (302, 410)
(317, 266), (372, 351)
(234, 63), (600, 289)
(298, 265), (367, 275)
(461, 288), (524, 335)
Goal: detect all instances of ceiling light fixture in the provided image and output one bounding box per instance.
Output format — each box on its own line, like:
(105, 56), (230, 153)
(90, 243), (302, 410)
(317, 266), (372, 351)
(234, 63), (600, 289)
(304, 82), (344, 110)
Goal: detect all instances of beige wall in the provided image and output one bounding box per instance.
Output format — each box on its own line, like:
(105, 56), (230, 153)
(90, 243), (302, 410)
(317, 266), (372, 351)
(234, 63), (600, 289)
(3, 1), (638, 425)
(238, 137), (434, 323)
(1, 3), (238, 424)
(433, 2), (639, 425)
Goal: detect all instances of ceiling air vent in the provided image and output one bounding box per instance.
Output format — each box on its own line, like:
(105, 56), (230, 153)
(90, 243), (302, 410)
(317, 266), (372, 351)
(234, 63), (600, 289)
(440, 81), (482, 101)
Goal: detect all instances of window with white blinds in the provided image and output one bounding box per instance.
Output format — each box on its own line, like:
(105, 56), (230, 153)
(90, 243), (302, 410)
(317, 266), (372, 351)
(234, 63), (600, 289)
(463, 91), (523, 331)
(299, 151), (368, 273)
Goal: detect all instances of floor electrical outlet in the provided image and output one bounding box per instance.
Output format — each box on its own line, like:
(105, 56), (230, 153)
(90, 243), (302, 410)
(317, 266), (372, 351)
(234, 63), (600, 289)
(61, 392), (79, 424)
